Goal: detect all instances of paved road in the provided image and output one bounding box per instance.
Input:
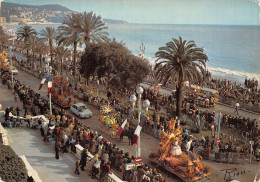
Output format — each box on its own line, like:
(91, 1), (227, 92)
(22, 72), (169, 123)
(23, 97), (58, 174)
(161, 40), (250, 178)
(1, 69), (259, 182)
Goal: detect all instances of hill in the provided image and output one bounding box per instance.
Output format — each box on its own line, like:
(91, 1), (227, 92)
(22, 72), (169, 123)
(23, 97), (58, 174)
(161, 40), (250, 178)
(0, 2), (128, 24)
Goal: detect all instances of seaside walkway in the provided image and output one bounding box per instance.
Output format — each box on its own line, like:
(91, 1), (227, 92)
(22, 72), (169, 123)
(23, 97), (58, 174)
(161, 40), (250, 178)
(7, 128), (96, 182)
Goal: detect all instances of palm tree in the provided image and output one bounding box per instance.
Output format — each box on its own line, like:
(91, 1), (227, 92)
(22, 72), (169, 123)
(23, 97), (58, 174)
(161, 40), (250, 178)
(58, 11), (108, 77)
(16, 25), (36, 57)
(155, 37), (208, 117)
(40, 27), (57, 63)
(54, 46), (70, 74)
(57, 12), (83, 77)
(79, 11), (109, 45)
(0, 26), (9, 51)
(35, 39), (48, 68)
(23, 35), (39, 69)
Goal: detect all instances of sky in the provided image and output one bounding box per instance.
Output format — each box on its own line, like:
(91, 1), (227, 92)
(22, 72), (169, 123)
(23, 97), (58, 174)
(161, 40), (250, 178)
(3, 0), (260, 25)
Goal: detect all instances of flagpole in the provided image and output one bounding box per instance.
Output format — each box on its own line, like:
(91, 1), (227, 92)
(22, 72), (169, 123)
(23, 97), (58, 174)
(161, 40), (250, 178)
(49, 92), (52, 116)
(46, 56), (52, 116)
(137, 92), (141, 157)
(217, 112), (221, 139)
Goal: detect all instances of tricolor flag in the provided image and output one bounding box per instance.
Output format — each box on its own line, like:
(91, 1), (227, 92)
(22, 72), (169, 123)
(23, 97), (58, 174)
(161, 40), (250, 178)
(131, 125), (142, 146)
(38, 73), (48, 90)
(116, 119), (127, 137)
(48, 75), (52, 94)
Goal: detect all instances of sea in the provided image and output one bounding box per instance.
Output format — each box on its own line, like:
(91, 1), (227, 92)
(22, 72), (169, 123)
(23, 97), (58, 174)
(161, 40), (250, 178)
(6, 23), (260, 84)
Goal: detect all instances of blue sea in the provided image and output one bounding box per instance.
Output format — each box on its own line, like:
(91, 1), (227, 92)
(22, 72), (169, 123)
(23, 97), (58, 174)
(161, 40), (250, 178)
(7, 23), (260, 84)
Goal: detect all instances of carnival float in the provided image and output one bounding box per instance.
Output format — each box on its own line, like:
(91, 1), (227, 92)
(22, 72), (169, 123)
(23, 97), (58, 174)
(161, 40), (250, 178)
(0, 51), (8, 71)
(149, 119), (212, 181)
(99, 104), (119, 137)
(51, 75), (73, 109)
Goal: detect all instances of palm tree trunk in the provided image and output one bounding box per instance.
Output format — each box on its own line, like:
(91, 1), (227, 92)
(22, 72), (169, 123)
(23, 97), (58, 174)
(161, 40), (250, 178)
(73, 41), (77, 77)
(50, 40), (53, 63)
(61, 58), (63, 74)
(26, 49), (29, 59)
(40, 54), (42, 68)
(32, 49), (35, 69)
(176, 83), (183, 117)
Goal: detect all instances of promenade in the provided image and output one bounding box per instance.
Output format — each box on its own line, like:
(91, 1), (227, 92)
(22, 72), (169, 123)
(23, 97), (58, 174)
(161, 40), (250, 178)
(1, 68), (259, 182)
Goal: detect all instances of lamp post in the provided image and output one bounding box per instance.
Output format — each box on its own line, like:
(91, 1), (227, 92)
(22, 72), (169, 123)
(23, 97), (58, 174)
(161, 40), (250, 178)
(9, 46), (13, 88)
(249, 140), (254, 165)
(97, 79), (99, 97)
(45, 56), (52, 116)
(130, 86), (150, 158)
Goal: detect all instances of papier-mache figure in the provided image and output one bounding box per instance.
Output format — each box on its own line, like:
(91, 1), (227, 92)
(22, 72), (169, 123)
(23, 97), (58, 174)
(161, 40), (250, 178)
(171, 140), (182, 156)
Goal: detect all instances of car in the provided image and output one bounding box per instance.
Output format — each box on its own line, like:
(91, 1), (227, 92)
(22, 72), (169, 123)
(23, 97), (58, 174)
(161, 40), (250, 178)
(9, 67), (19, 75)
(70, 103), (92, 119)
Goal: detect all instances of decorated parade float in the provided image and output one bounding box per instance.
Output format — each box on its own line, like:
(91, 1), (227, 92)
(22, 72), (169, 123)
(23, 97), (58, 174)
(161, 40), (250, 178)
(149, 119), (212, 182)
(0, 51), (8, 71)
(51, 75), (73, 109)
(99, 104), (119, 137)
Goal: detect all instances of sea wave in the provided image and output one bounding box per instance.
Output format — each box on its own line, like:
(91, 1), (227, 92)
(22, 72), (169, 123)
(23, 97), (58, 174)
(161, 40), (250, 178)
(143, 56), (259, 84)
(207, 66), (260, 83)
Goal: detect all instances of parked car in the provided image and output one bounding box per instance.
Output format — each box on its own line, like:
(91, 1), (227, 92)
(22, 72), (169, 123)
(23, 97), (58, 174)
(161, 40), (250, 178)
(9, 67), (19, 75)
(70, 103), (92, 118)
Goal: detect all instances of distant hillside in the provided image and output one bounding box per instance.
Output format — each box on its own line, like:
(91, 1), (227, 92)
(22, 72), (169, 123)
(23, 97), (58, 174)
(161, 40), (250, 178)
(103, 19), (128, 24)
(0, 2), (128, 24)
(2, 2), (71, 12)
(1, 2), (73, 23)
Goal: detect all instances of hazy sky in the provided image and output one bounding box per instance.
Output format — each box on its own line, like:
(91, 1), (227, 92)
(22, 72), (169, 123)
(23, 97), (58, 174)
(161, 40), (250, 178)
(3, 0), (260, 25)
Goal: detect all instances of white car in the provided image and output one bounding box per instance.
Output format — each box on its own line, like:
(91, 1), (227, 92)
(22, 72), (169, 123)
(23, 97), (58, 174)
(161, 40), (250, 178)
(70, 103), (92, 119)
(9, 67), (19, 75)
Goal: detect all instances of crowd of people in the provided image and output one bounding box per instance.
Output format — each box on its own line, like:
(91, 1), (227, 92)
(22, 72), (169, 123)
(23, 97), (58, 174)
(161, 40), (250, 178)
(2, 47), (260, 180)
(1, 69), (166, 182)
(202, 77), (259, 111)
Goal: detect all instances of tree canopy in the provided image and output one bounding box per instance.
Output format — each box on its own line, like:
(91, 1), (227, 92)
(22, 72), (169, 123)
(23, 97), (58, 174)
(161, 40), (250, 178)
(80, 39), (151, 91)
(0, 26), (9, 51)
(155, 37), (208, 116)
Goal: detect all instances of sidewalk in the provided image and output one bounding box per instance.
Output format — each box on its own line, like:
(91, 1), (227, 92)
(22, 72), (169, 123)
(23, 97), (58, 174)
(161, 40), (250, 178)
(7, 128), (96, 182)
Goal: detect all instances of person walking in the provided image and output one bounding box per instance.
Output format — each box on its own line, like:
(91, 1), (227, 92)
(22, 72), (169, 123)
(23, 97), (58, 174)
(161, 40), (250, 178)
(15, 106), (21, 116)
(75, 160), (80, 175)
(24, 106), (28, 117)
(80, 148), (88, 171)
(234, 102), (239, 115)
(55, 140), (61, 160)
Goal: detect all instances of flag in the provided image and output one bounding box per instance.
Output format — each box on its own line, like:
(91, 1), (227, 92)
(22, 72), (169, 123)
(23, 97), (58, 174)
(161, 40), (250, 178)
(38, 73), (48, 90)
(48, 75), (52, 94)
(131, 125), (142, 146)
(116, 119), (127, 137)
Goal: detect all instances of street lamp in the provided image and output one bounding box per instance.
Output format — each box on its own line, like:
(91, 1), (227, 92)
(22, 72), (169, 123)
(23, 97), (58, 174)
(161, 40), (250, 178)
(45, 56), (52, 116)
(9, 46), (14, 88)
(97, 79), (99, 97)
(130, 86), (150, 158)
